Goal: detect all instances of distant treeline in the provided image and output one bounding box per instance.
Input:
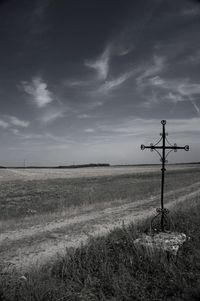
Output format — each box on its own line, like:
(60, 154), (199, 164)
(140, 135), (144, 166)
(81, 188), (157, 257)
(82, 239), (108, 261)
(2, 163), (110, 169)
(58, 163), (110, 168)
(2, 162), (200, 168)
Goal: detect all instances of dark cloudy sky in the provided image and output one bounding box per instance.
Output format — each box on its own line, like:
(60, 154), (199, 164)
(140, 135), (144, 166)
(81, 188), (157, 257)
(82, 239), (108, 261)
(0, 0), (199, 166)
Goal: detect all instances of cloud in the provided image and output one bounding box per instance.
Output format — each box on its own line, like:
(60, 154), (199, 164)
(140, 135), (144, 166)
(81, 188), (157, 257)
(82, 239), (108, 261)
(140, 75), (200, 115)
(17, 133), (45, 140)
(114, 42), (135, 57)
(188, 50), (200, 63)
(21, 76), (53, 108)
(148, 76), (200, 98)
(64, 46), (111, 88)
(84, 128), (96, 133)
(30, 0), (52, 35)
(65, 42), (133, 89)
(0, 116), (29, 130)
(164, 92), (183, 103)
(97, 117), (200, 138)
(33, 0), (52, 18)
(85, 46), (110, 81)
(178, 82), (200, 96)
(0, 120), (9, 128)
(118, 47), (133, 56)
(63, 80), (89, 87)
(78, 114), (91, 119)
(7, 116), (30, 127)
(181, 7), (200, 16)
(11, 129), (20, 135)
(40, 107), (65, 123)
(10, 129), (43, 140)
(96, 71), (133, 95)
(190, 99), (200, 116)
(137, 55), (166, 87)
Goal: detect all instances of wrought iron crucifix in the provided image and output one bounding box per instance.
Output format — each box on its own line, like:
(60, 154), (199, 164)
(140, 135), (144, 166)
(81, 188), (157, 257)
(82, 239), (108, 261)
(141, 120), (189, 232)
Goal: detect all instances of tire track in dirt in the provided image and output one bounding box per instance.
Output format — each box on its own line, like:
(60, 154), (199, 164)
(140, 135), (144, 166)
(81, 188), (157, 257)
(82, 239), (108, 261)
(1, 182), (200, 271)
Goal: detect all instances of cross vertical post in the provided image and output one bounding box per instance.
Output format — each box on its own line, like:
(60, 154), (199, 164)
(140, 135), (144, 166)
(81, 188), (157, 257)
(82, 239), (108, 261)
(161, 120), (166, 231)
(141, 120), (189, 232)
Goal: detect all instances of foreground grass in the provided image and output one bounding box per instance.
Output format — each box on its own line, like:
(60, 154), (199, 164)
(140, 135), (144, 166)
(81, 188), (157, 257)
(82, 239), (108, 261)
(1, 195), (200, 301)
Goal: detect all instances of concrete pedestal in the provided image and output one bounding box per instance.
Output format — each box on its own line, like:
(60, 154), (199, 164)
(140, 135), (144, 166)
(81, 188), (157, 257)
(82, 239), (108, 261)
(134, 232), (187, 256)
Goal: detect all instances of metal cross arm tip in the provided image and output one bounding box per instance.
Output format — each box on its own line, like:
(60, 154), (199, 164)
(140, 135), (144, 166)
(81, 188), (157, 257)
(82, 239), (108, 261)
(140, 120), (189, 233)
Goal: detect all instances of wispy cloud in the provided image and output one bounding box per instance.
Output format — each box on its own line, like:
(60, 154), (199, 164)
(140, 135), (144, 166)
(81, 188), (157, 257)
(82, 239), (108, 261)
(97, 117), (200, 138)
(137, 55), (166, 87)
(141, 75), (200, 115)
(85, 46), (110, 81)
(63, 46), (111, 89)
(13, 132), (45, 140)
(148, 76), (200, 98)
(117, 46), (133, 56)
(84, 128), (96, 133)
(96, 71), (133, 95)
(6, 116), (30, 127)
(188, 50), (200, 63)
(33, 0), (52, 18)
(78, 114), (92, 119)
(11, 129), (20, 135)
(181, 6), (200, 16)
(178, 82), (200, 96)
(39, 107), (65, 123)
(0, 115), (29, 130)
(63, 79), (90, 87)
(10, 129), (74, 153)
(30, 0), (52, 35)
(0, 120), (9, 128)
(65, 43), (133, 89)
(21, 76), (53, 108)
(190, 98), (200, 116)
(164, 92), (183, 103)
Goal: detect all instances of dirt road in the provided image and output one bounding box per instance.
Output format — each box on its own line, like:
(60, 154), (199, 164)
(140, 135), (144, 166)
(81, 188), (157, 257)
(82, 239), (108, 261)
(1, 181), (200, 272)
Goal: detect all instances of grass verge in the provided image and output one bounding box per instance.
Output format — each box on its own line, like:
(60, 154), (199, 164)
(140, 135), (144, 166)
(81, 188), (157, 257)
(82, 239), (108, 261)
(1, 195), (200, 301)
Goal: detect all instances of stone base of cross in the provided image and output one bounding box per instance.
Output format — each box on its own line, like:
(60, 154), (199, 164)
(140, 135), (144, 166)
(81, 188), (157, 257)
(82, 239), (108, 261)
(141, 120), (189, 232)
(134, 232), (187, 257)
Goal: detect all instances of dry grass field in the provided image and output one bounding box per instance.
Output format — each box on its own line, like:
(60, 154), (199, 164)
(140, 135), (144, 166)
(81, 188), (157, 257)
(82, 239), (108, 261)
(0, 164), (195, 182)
(0, 164), (200, 272)
(0, 165), (200, 300)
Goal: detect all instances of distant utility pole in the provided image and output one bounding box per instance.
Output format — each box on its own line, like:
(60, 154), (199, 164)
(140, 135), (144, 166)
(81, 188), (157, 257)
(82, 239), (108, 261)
(141, 120), (189, 232)
(23, 159), (26, 169)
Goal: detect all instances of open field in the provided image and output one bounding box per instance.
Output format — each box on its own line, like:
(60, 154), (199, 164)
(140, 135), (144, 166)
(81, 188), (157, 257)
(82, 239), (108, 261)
(1, 183), (200, 300)
(0, 164), (196, 182)
(0, 164), (200, 273)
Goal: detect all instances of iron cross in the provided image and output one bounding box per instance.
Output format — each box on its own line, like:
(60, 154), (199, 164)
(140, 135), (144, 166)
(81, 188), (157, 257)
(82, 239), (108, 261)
(141, 120), (189, 232)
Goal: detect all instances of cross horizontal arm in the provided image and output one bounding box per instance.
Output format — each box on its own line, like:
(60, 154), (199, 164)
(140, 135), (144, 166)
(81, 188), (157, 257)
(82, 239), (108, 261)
(144, 146), (186, 150)
(141, 144), (189, 151)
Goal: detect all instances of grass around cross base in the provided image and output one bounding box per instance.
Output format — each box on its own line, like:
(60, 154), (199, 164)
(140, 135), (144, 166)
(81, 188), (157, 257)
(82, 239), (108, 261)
(1, 195), (200, 301)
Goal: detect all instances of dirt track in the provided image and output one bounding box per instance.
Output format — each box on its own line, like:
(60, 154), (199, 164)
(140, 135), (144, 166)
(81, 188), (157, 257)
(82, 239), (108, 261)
(1, 181), (200, 272)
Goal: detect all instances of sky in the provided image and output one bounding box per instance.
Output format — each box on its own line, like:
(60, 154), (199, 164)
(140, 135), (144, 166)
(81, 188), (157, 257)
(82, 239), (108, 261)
(0, 0), (200, 166)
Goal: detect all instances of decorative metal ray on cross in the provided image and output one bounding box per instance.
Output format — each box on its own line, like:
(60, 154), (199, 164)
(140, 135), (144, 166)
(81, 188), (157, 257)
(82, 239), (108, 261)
(141, 120), (189, 233)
